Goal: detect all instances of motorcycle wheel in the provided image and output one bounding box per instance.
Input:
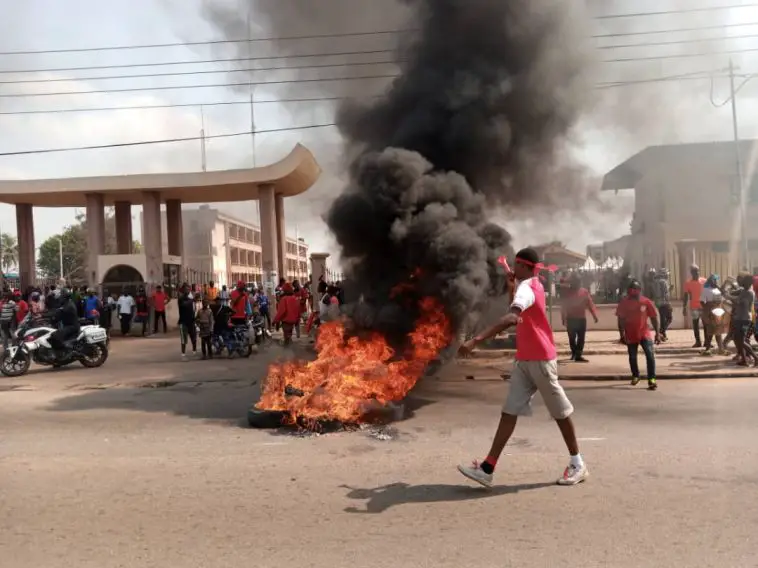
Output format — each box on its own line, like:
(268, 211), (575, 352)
(243, 344), (253, 358)
(80, 344), (109, 368)
(1, 350), (31, 377)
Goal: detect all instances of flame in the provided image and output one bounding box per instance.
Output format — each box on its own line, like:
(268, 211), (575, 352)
(256, 297), (451, 424)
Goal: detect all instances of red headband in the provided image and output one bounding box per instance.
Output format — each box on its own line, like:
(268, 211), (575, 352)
(498, 255), (557, 274)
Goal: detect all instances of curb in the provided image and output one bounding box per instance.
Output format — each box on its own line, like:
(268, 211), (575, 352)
(488, 372), (758, 381)
(472, 348), (699, 359)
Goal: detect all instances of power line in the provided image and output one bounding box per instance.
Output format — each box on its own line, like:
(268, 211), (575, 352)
(0, 73), (400, 99)
(0, 48), (396, 75)
(593, 21), (758, 39)
(0, 123), (337, 157)
(603, 45), (758, 63)
(0, 29), (410, 56)
(0, 95), (365, 116)
(0, 59), (402, 85)
(594, 3), (758, 20)
(0, 70), (745, 116)
(2, 35), (756, 86)
(2, 7), (758, 56)
(598, 32), (758, 50)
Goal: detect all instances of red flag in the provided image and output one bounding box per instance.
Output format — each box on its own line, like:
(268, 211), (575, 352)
(497, 256), (511, 273)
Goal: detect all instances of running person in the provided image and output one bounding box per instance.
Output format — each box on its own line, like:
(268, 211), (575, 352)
(616, 279), (660, 390)
(457, 247), (588, 488)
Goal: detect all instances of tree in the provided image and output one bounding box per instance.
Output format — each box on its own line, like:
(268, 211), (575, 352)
(37, 209), (141, 285)
(0, 233), (17, 273)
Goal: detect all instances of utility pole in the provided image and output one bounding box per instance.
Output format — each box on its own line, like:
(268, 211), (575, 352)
(58, 237), (64, 282)
(247, 11), (261, 231)
(728, 58), (750, 270)
(200, 105), (207, 172)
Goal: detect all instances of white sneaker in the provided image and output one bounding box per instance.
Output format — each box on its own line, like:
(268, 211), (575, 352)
(557, 462), (589, 486)
(457, 460), (493, 488)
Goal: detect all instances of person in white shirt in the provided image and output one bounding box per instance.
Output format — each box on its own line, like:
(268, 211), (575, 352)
(116, 290), (135, 336)
(699, 274), (726, 355)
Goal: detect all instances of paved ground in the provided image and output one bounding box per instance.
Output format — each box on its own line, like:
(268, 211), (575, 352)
(1, 334), (756, 567)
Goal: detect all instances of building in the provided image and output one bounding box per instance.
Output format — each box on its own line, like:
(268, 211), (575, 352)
(150, 205), (309, 286)
(602, 139), (758, 297)
(586, 235), (630, 265)
(531, 241), (587, 270)
(0, 144), (320, 291)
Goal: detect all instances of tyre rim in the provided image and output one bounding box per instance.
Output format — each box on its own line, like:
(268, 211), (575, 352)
(83, 346), (103, 365)
(3, 354), (27, 372)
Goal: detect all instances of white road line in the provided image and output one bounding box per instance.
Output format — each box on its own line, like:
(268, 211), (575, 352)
(577, 437), (606, 442)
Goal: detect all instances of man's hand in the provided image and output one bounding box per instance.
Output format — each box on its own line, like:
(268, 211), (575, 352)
(593, 315), (599, 324)
(654, 333), (661, 345)
(458, 339), (477, 357)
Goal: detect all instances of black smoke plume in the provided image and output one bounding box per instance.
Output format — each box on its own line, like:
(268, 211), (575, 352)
(328, 0), (590, 341)
(197, 0), (590, 342)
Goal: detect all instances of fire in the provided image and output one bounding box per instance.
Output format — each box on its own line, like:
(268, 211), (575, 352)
(256, 297), (451, 424)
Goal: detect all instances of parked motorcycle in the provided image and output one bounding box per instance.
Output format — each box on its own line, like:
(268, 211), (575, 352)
(1, 314), (109, 377)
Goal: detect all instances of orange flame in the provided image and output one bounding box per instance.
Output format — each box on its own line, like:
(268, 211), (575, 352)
(256, 297), (451, 424)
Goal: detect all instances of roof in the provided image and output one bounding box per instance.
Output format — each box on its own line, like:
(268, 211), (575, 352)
(602, 139), (758, 191)
(532, 242), (586, 262)
(0, 143), (321, 207)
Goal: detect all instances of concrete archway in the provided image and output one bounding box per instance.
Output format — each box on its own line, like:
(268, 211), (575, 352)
(102, 264), (144, 296)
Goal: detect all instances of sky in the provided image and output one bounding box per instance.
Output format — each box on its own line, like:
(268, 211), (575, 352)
(2, 0), (758, 263)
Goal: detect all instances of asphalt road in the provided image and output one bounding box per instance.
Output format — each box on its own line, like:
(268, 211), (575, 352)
(0, 337), (756, 567)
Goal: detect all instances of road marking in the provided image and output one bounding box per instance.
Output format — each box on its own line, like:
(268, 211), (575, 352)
(577, 437), (606, 442)
(260, 442), (288, 446)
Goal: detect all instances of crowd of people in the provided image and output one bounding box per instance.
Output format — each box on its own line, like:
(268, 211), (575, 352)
(0, 277), (347, 361)
(557, 263), (758, 392)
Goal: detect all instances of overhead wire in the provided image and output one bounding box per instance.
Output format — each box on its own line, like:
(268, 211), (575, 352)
(0, 73), (400, 98)
(0, 123), (338, 157)
(1, 6), (758, 55)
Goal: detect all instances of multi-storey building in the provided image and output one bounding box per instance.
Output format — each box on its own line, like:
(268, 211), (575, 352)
(149, 205), (309, 287)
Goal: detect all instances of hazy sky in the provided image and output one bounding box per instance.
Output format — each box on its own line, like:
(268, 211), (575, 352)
(2, 0), (758, 259)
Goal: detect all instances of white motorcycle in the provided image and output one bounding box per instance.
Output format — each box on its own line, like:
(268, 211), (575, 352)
(1, 313), (109, 377)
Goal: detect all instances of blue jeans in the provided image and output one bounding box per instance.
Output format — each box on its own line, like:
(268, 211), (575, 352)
(627, 338), (655, 378)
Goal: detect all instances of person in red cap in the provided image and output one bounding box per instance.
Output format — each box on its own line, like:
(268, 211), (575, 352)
(272, 282), (301, 346)
(229, 280), (249, 327)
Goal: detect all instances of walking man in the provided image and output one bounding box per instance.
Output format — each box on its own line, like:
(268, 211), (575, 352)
(560, 273), (598, 362)
(653, 268), (673, 341)
(617, 279), (660, 390)
(177, 284), (198, 360)
(683, 264), (706, 348)
(116, 289), (135, 336)
(151, 285), (168, 333)
(456, 248), (588, 488)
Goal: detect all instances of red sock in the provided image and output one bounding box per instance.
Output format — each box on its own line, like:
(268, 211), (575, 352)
(481, 456), (497, 474)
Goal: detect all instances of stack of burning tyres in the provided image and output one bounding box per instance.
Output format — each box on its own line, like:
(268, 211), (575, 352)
(250, 296), (451, 429)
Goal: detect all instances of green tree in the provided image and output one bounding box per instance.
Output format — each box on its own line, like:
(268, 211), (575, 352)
(0, 233), (18, 273)
(37, 210), (141, 285)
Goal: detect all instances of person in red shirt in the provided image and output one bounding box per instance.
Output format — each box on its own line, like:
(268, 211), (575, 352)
(560, 273), (599, 363)
(457, 248), (587, 488)
(14, 291), (28, 325)
(272, 282), (302, 346)
(229, 281), (249, 326)
(151, 285), (169, 333)
(616, 279), (660, 391)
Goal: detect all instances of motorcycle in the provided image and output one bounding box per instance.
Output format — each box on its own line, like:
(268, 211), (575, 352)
(1, 313), (109, 377)
(250, 313), (272, 348)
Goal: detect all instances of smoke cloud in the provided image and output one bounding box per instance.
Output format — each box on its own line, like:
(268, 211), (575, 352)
(325, 0), (591, 339)
(199, 0), (593, 340)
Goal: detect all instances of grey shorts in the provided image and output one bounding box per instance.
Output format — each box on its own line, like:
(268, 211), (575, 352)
(503, 359), (574, 420)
